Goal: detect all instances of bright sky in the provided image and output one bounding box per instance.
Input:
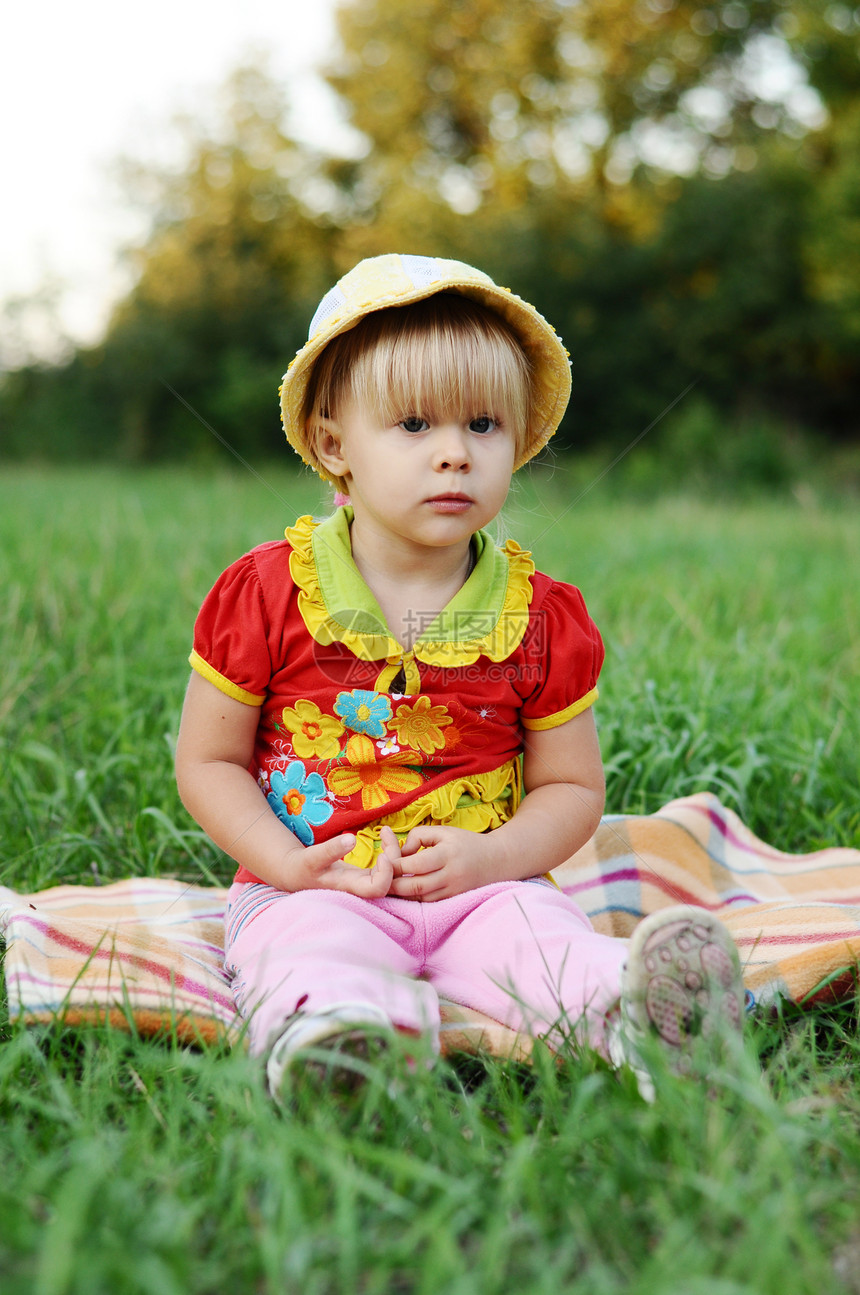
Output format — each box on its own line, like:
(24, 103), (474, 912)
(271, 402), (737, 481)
(1, 0), (346, 360)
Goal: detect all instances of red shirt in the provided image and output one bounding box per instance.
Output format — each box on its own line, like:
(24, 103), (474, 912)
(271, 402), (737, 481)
(190, 510), (603, 879)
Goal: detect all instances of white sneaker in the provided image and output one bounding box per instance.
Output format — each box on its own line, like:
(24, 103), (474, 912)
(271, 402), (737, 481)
(266, 1002), (394, 1100)
(610, 905), (745, 1098)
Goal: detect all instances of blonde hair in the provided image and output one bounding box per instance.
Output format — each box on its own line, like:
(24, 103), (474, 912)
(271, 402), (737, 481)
(304, 294), (532, 491)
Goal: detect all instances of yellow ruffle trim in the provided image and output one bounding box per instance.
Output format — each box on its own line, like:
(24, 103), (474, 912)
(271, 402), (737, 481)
(287, 515), (398, 661)
(285, 515), (536, 668)
(415, 538), (534, 666)
(343, 758), (522, 870)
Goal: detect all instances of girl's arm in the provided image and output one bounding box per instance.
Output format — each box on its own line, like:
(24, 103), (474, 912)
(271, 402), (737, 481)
(384, 708), (605, 901)
(175, 672), (393, 895)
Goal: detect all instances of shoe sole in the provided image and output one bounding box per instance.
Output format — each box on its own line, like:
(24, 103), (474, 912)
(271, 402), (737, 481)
(266, 1006), (394, 1100)
(301, 1028), (390, 1091)
(623, 906), (744, 1048)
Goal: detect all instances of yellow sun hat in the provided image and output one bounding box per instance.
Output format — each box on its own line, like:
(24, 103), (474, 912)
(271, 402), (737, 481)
(279, 252), (572, 480)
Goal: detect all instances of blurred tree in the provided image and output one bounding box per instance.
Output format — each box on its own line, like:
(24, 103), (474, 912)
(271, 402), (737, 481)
(787, 0), (860, 110)
(325, 0), (812, 233)
(321, 0), (844, 445)
(0, 67), (339, 462)
(785, 4), (860, 382)
(100, 65), (339, 460)
(2, 5), (858, 463)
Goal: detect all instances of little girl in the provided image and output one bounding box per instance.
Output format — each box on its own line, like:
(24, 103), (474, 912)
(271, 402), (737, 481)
(175, 253), (744, 1094)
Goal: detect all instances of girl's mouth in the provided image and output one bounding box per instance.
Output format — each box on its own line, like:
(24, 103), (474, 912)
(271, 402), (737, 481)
(426, 495), (473, 513)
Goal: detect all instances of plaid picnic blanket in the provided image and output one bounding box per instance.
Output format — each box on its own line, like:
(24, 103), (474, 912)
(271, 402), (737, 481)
(2, 793), (859, 1054)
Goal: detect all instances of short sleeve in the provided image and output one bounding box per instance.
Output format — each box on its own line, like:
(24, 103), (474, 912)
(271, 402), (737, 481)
(518, 579), (604, 731)
(189, 553), (272, 706)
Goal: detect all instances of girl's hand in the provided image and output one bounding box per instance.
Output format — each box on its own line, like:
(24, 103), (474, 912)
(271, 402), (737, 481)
(289, 833), (394, 898)
(176, 676), (396, 897)
(379, 825), (498, 902)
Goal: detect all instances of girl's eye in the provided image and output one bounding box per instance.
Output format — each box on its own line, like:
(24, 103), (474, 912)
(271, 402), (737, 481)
(400, 417), (428, 433)
(469, 416), (496, 434)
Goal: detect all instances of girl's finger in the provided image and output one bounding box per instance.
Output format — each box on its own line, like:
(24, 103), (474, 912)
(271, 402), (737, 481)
(379, 825), (401, 853)
(378, 827), (404, 876)
(364, 854), (395, 896)
(307, 834), (356, 871)
(391, 844), (444, 875)
(400, 826), (443, 856)
(387, 870), (445, 901)
(330, 852), (391, 897)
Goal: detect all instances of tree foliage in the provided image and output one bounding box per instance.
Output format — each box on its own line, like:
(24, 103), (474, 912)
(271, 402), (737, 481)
(787, 6), (860, 349)
(324, 0), (857, 440)
(1, 2), (858, 462)
(327, 0), (815, 221)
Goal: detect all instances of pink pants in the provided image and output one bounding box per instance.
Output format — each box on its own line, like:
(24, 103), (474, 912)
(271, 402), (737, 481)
(225, 879), (628, 1056)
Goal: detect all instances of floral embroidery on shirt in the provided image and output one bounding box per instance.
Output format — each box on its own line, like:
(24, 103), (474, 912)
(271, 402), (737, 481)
(327, 733), (423, 811)
(266, 762), (334, 844)
(280, 700), (345, 759)
(388, 696), (452, 755)
(334, 689), (392, 739)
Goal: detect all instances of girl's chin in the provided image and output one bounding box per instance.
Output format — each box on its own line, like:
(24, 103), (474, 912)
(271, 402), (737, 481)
(351, 505), (488, 546)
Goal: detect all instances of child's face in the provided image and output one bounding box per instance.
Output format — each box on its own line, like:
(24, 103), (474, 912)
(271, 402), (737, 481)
(320, 397), (517, 554)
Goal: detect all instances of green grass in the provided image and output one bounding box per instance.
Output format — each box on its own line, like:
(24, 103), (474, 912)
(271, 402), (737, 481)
(1, 464), (860, 1294)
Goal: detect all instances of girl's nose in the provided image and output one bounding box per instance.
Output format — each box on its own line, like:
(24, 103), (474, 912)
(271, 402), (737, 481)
(434, 424), (471, 471)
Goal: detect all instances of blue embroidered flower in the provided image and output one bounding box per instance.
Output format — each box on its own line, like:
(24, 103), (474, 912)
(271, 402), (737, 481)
(333, 689), (392, 739)
(266, 762), (333, 845)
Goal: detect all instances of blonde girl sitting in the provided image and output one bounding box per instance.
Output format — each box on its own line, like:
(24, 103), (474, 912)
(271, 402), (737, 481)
(175, 254), (744, 1095)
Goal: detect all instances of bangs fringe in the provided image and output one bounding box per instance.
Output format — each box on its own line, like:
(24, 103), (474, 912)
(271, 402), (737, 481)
(306, 295), (532, 451)
(355, 321), (530, 434)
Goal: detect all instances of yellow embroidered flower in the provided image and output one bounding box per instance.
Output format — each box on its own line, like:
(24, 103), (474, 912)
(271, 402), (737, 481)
(388, 697), (452, 755)
(281, 700), (345, 759)
(327, 734), (423, 812)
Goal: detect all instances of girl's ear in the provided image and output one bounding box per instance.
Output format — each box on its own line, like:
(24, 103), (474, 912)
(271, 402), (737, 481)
(311, 417), (349, 477)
